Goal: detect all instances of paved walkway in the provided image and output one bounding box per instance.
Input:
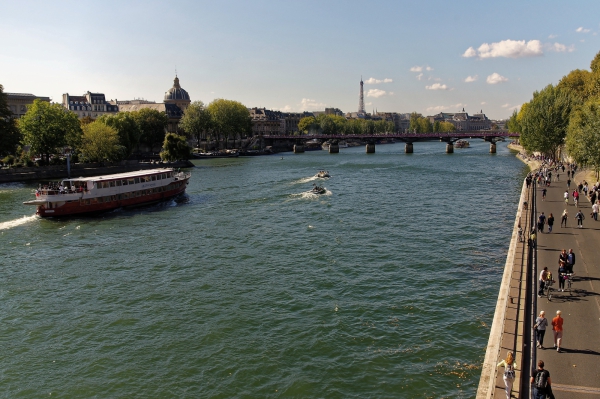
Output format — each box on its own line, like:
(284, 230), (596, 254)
(535, 171), (600, 397)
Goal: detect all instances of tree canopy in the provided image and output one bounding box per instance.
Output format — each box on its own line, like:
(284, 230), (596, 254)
(409, 112), (433, 133)
(207, 99), (251, 147)
(565, 98), (600, 173)
(97, 112), (140, 157)
(80, 121), (124, 162)
(132, 108), (168, 151)
(19, 99), (82, 163)
(160, 133), (192, 161)
(0, 84), (22, 157)
(179, 101), (212, 147)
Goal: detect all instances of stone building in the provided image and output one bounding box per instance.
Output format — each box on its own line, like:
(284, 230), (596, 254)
(62, 91), (119, 119)
(115, 76), (191, 133)
(5, 92), (51, 118)
(249, 107), (314, 135)
(427, 108), (491, 131)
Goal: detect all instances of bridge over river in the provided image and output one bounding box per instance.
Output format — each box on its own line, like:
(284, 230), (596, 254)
(261, 131), (520, 154)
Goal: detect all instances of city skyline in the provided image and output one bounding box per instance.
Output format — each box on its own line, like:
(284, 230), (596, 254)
(1, 0), (600, 120)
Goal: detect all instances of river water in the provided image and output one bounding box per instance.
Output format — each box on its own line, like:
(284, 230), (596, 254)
(0, 141), (527, 398)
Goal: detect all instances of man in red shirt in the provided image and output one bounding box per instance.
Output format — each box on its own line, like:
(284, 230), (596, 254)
(552, 310), (564, 352)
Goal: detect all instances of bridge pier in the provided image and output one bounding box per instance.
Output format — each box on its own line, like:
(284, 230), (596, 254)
(405, 143), (413, 154)
(366, 143), (375, 153)
(490, 143), (497, 154)
(293, 144), (304, 153)
(446, 143), (454, 154)
(329, 143), (339, 153)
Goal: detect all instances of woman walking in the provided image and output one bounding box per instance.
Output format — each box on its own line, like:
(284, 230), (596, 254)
(535, 311), (548, 348)
(547, 213), (554, 233)
(497, 351), (517, 399)
(561, 209), (568, 227)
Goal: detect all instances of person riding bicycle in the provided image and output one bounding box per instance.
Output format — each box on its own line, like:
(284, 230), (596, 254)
(564, 190), (569, 204)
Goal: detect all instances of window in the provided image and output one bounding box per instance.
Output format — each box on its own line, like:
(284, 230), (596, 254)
(128, 179), (135, 185)
(121, 180), (127, 186)
(134, 178), (140, 184)
(116, 180), (122, 186)
(109, 181), (115, 187)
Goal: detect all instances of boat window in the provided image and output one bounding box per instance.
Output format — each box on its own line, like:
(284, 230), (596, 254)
(162, 174), (166, 179)
(116, 180), (122, 186)
(128, 179), (135, 185)
(121, 180), (127, 186)
(151, 175), (156, 181)
(109, 181), (115, 187)
(134, 178), (140, 184)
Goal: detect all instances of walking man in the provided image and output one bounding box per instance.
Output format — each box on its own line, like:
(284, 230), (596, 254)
(575, 209), (585, 228)
(567, 249), (576, 273)
(552, 310), (564, 352)
(538, 212), (546, 233)
(561, 209), (568, 227)
(542, 188), (547, 201)
(531, 360), (553, 399)
(592, 201), (598, 221)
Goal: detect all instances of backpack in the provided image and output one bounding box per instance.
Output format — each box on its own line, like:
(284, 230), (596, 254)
(504, 364), (515, 380)
(535, 370), (548, 389)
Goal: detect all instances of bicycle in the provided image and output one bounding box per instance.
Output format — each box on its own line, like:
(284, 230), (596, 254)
(543, 279), (553, 301)
(564, 273), (574, 294)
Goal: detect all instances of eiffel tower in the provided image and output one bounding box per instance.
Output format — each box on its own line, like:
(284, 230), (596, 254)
(358, 76), (366, 115)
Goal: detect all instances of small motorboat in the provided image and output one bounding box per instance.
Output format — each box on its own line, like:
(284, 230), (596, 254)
(311, 184), (326, 195)
(316, 170), (330, 178)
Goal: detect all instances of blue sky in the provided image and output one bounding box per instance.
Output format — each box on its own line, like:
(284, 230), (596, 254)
(1, 0), (599, 119)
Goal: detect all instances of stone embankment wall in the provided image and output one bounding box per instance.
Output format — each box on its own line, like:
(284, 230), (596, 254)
(0, 160), (194, 184)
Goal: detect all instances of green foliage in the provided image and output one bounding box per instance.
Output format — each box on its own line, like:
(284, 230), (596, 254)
(298, 116), (317, 134)
(207, 99), (251, 147)
(19, 99), (82, 163)
(160, 133), (192, 161)
(80, 121), (125, 162)
(566, 98), (600, 172)
(97, 112), (140, 157)
(506, 109), (520, 133)
(519, 84), (575, 157)
(409, 112), (433, 133)
(557, 69), (590, 102)
(179, 101), (212, 146)
(2, 155), (16, 165)
(0, 84), (22, 157)
(133, 108), (168, 151)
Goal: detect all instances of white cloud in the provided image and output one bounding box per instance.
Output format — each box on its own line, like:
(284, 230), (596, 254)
(280, 105), (292, 112)
(481, 101), (487, 105)
(501, 103), (520, 111)
(464, 75), (478, 83)
(487, 73), (508, 84)
(389, 91), (395, 96)
(426, 103), (465, 113)
(547, 42), (575, 52)
(425, 83), (448, 90)
(426, 66), (434, 71)
(501, 103), (511, 108)
(365, 102), (372, 106)
(410, 66), (423, 72)
(576, 27), (591, 33)
(548, 34), (558, 39)
(299, 98), (326, 111)
(462, 47), (477, 58)
(464, 39), (543, 59)
(364, 77), (393, 84)
(366, 89), (387, 98)
(416, 73), (423, 80)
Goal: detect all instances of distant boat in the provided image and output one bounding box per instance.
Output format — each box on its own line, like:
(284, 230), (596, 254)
(455, 139), (470, 148)
(311, 184), (326, 195)
(315, 171), (330, 178)
(193, 151), (239, 159)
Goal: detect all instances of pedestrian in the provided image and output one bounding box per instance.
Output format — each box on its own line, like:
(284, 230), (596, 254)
(542, 187), (547, 201)
(567, 178), (571, 189)
(592, 201), (599, 221)
(497, 351), (516, 399)
(538, 266), (550, 297)
(537, 212), (546, 232)
(552, 310), (564, 352)
(575, 209), (585, 228)
(547, 213), (554, 233)
(531, 360), (554, 399)
(529, 229), (537, 248)
(558, 261), (567, 292)
(566, 249), (576, 274)
(534, 310), (548, 348)
(556, 172), (560, 181)
(561, 209), (568, 227)
(564, 190), (569, 205)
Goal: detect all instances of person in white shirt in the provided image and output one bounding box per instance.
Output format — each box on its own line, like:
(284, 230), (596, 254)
(592, 201), (599, 221)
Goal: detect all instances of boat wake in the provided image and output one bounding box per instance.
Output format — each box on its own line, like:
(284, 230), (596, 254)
(289, 189), (332, 200)
(295, 176), (318, 184)
(0, 215), (39, 231)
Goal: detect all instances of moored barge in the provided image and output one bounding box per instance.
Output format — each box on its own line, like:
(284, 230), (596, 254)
(24, 168), (191, 217)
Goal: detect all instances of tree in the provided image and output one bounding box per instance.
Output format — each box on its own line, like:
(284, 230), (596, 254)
(19, 99), (82, 163)
(0, 84), (22, 157)
(132, 108), (168, 152)
(585, 50), (600, 100)
(519, 84), (575, 158)
(207, 99), (251, 148)
(298, 116), (317, 134)
(179, 101), (212, 147)
(80, 121), (124, 162)
(565, 98), (600, 175)
(97, 112), (140, 157)
(436, 121), (455, 133)
(557, 69), (590, 102)
(506, 109), (520, 133)
(160, 133), (192, 161)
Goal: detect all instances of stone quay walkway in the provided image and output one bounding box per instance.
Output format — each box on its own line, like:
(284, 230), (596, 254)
(534, 171), (600, 397)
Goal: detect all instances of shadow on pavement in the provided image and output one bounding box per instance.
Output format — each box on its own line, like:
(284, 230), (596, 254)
(559, 348), (600, 356)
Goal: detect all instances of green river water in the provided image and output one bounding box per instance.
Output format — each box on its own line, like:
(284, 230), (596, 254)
(0, 141), (528, 398)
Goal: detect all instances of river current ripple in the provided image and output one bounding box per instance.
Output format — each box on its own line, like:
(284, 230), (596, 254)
(0, 141), (527, 398)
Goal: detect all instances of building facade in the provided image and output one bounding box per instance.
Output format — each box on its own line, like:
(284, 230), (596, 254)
(5, 93), (51, 118)
(427, 108), (491, 131)
(249, 107), (314, 135)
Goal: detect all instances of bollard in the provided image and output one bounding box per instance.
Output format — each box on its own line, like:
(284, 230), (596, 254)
(446, 143), (454, 154)
(293, 145), (304, 153)
(366, 143), (375, 153)
(405, 143), (413, 154)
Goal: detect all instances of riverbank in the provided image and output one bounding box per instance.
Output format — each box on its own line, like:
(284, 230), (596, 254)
(507, 143), (542, 171)
(0, 160), (194, 184)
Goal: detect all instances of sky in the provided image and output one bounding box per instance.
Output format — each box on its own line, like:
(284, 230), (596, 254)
(1, 0), (599, 120)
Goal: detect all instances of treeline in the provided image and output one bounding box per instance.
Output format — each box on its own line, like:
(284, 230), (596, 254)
(297, 114), (395, 135)
(0, 88), (251, 164)
(508, 50), (600, 173)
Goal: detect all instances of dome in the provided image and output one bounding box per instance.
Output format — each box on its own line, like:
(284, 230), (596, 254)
(164, 76), (190, 101)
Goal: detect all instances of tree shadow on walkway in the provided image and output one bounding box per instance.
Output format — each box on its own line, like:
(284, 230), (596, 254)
(558, 347), (600, 356)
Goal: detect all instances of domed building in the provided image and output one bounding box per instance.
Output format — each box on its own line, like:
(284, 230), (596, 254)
(115, 75), (192, 133)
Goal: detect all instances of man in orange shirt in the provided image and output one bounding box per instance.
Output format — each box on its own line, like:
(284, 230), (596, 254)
(552, 310), (564, 352)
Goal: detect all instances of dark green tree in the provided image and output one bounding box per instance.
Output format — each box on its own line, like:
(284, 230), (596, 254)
(19, 99), (82, 163)
(298, 116), (318, 134)
(179, 101), (212, 147)
(0, 84), (22, 157)
(566, 98), (600, 176)
(132, 108), (168, 152)
(520, 84), (575, 157)
(98, 112), (140, 157)
(160, 133), (192, 161)
(207, 99), (251, 148)
(80, 121), (124, 162)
